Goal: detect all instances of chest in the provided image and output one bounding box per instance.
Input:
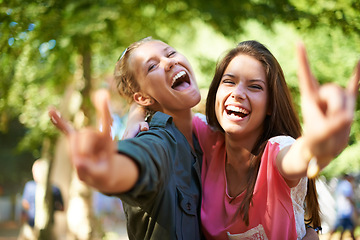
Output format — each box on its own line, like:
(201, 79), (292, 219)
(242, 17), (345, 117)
(225, 164), (249, 198)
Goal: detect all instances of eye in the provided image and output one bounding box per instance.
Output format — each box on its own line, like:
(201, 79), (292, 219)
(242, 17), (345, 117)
(148, 63), (158, 72)
(221, 78), (235, 85)
(168, 51), (176, 57)
(249, 84), (263, 90)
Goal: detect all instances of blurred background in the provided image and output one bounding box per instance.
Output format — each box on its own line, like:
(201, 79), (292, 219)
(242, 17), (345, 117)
(0, 0), (359, 239)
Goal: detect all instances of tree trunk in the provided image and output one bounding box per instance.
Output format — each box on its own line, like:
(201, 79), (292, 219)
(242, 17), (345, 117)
(34, 138), (54, 240)
(65, 38), (100, 240)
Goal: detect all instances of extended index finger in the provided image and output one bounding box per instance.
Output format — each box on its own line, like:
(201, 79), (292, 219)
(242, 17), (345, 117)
(296, 42), (319, 97)
(92, 89), (113, 137)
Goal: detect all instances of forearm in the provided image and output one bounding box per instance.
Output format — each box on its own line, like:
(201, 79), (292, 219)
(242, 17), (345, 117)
(101, 153), (139, 194)
(75, 151), (139, 194)
(277, 137), (332, 185)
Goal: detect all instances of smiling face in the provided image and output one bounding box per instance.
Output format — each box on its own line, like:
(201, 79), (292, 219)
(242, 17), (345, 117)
(129, 40), (201, 114)
(215, 54), (269, 141)
(206, 40), (301, 153)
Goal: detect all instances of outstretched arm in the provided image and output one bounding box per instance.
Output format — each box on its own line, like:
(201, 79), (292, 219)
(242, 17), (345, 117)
(49, 89), (139, 193)
(277, 42), (359, 186)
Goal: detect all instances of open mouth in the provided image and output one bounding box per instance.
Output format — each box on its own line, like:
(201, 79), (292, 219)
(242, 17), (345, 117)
(225, 105), (249, 119)
(171, 71), (190, 91)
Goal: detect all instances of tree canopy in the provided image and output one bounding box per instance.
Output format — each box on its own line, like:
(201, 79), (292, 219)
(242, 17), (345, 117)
(1, 0), (359, 194)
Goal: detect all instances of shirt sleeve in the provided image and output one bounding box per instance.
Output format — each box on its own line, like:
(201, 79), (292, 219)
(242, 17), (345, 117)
(268, 135), (295, 151)
(116, 126), (177, 205)
(268, 135), (306, 239)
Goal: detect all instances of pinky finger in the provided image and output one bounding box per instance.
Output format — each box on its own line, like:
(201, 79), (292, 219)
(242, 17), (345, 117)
(344, 60), (360, 118)
(347, 60), (360, 97)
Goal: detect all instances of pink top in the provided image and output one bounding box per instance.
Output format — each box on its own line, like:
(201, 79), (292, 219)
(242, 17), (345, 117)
(193, 114), (300, 240)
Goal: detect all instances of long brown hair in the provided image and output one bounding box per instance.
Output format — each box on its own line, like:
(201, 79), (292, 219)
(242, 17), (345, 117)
(206, 40), (320, 228)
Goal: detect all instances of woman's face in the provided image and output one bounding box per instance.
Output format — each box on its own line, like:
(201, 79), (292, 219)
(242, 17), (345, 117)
(215, 54), (269, 139)
(129, 40), (201, 113)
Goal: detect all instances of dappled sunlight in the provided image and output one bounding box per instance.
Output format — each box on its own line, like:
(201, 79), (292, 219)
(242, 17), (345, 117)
(1, 1), (359, 239)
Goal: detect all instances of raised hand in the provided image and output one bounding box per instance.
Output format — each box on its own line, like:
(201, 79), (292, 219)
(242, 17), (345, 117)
(296, 42), (360, 177)
(49, 89), (138, 192)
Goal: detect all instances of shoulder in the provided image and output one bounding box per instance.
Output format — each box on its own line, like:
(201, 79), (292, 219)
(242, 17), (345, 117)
(192, 113), (207, 126)
(148, 111), (173, 128)
(118, 112), (181, 154)
(192, 113), (214, 135)
(192, 113), (226, 157)
(194, 112), (206, 121)
(263, 136), (295, 167)
(268, 135), (295, 151)
(24, 181), (36, 190)
(129, 111), (177, 142)
(192, 113), (219, 141)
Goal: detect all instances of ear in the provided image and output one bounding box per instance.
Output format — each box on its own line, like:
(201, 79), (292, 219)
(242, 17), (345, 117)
(133, 92), (154, 107)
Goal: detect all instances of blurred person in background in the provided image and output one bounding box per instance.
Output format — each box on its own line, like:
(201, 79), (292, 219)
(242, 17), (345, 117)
(328, 173), (357, 240)
(18, 159), (64, 240)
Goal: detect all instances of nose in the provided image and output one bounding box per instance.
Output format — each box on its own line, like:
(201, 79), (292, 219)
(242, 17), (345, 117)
(164, 58), (178, 71)
(231, 85), (246, 100)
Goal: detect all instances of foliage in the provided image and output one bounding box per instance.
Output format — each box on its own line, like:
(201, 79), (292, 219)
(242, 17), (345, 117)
(181, 0), (360, 40)
(290, 0), (360, 36)
(0, 0), (359, 192)
(236, 21), (360, 179)
(0, 118), (34, 195)
(322, 142), (360, 179)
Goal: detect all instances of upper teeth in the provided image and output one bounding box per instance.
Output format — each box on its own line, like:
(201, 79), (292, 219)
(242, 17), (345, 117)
(226, 105), (249, 114)
(172, 71), (186, 85)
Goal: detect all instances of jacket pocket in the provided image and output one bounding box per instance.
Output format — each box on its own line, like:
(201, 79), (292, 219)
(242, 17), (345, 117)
(175, 187), (199, 240)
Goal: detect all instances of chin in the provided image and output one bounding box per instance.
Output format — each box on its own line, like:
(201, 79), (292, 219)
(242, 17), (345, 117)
(186, 90), (201, 106)
(187, 98), (201, 109)
(220, 122), (242, 134)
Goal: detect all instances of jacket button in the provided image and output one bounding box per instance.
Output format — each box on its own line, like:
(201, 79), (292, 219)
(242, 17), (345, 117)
(186, 202), (191, 210)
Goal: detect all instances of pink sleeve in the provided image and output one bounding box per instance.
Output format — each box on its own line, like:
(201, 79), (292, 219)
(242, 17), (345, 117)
(257, 138), (297, 239)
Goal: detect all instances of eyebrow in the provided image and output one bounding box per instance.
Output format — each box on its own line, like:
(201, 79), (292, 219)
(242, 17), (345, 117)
(222, 73), (235, 78)
(143, 46), (171, 66)
(249, 79), (266, 85)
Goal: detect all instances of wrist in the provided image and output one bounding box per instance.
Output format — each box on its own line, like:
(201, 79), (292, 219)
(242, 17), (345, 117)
(299, 137), (334, 178)
(298, 137), (319, 178)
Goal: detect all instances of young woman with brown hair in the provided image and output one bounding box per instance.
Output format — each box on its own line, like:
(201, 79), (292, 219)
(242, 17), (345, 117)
(192, 40), (359, 239)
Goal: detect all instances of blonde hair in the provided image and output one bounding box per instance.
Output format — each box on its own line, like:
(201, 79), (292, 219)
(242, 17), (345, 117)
(114, 37), (155, 103)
